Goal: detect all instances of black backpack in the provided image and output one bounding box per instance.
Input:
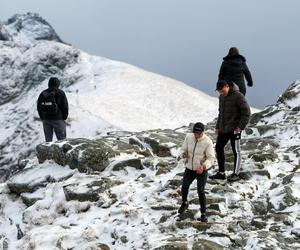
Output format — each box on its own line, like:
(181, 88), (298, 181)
(40, 91), (58, 114)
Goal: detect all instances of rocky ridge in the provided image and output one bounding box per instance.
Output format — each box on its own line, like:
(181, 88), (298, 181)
(0, 13), (218, 181)
(1, 80), (300, 249)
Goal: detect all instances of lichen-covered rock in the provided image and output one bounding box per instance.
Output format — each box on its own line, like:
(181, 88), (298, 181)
(249, 152), (278, 162)
(112, 158), (143, 171)
(154, 242), (188, 250)
(192, 239), (225, 250)
(36, 138), (117, 173)
(63, 175), (119, 202)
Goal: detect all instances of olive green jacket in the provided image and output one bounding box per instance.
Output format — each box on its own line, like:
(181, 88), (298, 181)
(216, 84), (251, 133)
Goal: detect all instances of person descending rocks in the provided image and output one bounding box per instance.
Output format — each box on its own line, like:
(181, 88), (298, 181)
(178, 122), (215, 222)
(210, 80), (251, 182)
(218, 47), (253, 96)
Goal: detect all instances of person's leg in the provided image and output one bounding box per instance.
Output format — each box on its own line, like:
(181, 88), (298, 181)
(42, 120), (54, 142)
(53, 120), (66, 141)
(215, 133), (231, 173)
(197, 171), (208, 214)
(230, 132), (242, 174)
(181, 168), (196, 203)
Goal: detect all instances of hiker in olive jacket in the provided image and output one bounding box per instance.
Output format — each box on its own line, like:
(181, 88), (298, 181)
(210, 80), (250, 182)
(178, 122), (215, 222)
(218, 47), (253, 96)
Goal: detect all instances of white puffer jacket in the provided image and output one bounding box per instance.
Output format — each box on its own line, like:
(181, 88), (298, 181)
(180, 133), (215, 171)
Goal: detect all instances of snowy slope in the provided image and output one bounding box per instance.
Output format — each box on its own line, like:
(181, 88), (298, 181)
(0, 13), (218, 174)
(0, 77), (299, 249)
(0, 13), (299, 250)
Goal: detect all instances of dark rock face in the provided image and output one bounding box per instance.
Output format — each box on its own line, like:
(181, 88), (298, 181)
(36, 138), (117, 173)
(5, 13), (64, 43)
(112, 158), (143, 171)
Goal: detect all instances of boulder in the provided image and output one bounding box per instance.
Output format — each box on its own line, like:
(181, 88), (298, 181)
(192, 239), (225, 250)
(63, 175), (118, 202)
(7, 163), (75, 194)
(248, 152), (278, 162)
(36, 138), (117, 173)
(21, 190), (44, 207)
(112, 158), (143, 171)
(154, 242), (188, 250)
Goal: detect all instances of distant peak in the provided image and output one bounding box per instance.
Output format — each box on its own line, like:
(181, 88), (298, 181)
(1, 12), (64, 44)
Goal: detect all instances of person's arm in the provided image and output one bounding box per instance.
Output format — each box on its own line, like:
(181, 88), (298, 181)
(37, 93), (43, 120)
(215, 97), (221, 134)
(61, 92), (69, 120)
(243, 63), (253, 87)
(218, 62), (226, 80)
(202, 140), (215, 170)
(237, 94), (251, 130)
(180, 135), (189, 159)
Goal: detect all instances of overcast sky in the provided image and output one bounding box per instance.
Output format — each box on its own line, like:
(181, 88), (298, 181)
(2, 0), (300, 108)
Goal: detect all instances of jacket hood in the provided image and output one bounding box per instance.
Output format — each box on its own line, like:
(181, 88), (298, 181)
(48, 77), (60, 88)
(223, 54), (246, 62)
(230, 83), (240, 94)
(223, 55), (246, 67)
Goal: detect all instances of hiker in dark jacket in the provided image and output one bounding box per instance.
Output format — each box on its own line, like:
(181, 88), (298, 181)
(210, 80), (251, 182)
(37, 77), (69, 142)
(218, 47), (253, 95)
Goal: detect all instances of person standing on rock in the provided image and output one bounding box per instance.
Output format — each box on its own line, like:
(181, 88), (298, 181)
(210, 80), (251, 182)
(218, 47), (253, 96)
(178, 122), (215, 222)
(37, 77), (69, 142)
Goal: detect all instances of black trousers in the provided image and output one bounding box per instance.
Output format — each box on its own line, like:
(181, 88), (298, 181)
(181, 168), (207, 213)
(216, 131), (242, 174)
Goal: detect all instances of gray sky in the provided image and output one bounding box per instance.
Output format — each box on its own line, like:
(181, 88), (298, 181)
(2, 0), (300, 108)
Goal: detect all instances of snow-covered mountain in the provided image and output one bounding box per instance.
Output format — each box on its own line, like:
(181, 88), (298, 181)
(0, 79), (299, 249)
(0, 13), (218, 178)
(1, 12), (300, 250)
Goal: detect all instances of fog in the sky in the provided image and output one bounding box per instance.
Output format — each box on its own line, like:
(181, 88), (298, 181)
(2, 0), (300, 108)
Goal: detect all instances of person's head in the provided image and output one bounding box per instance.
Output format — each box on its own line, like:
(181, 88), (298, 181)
(192, 122), (205, 139)
(216, 80), (233, 96)
(228, 47), (240, 56)
(48, 77), (60, 88)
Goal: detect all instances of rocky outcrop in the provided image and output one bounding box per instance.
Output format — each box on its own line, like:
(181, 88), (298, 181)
(3, 13), (64, 43)
(7, 162), (75, 194)
(2, 80), (300, 249)
(36, 138), (117, 173)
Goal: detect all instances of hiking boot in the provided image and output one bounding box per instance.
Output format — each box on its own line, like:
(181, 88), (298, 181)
(178, 202), (188, 214)
(209, 172), (226, 180)
(200, 214), (208, 222)
(227, 173), (241, 182)
(197, 214), (208, 222)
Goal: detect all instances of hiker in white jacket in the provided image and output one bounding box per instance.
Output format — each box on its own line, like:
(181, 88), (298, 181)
(178, 122), (215, 222)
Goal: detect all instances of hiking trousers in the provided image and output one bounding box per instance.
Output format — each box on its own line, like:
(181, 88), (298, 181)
(181, 168), (207, 214)
(216, 131), (242, 174)
(42, 120), (66, 142)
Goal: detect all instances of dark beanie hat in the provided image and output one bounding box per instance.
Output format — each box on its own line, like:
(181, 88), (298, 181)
(192, 122), (205, 133)
(48, 77), (60, 88)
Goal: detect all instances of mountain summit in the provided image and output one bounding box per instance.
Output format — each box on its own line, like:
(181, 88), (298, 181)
(0, 12), (63, 44)
(0, 13), (218, 178)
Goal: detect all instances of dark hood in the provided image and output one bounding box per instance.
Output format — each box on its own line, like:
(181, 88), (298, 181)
(223, 55), (246, 66)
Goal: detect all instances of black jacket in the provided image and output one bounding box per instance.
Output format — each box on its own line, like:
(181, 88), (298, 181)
(216, 84), (251, 133)
(218, 54), (253, 95)
(37, 87), (69, 120)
